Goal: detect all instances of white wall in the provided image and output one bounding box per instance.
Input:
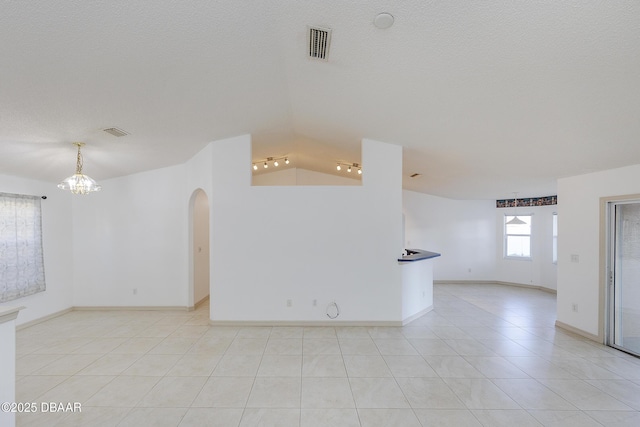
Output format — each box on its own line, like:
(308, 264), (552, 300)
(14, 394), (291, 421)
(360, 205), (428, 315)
(209, 136), (404, 322)
(0, 309), (20, 427)
(0, 174), (74, 326)
(401, 260), (434, 321)
(403, 190), (557, 290)
(402, 191), (496, 281)
(558, 163), (640, 337)
(72, 164), (189, 307)
(495, 204), (558, 290)
(252, 167), (360, 186)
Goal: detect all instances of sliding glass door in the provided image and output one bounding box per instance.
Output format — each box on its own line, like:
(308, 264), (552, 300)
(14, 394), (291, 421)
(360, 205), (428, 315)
(608, 200), (640, 356)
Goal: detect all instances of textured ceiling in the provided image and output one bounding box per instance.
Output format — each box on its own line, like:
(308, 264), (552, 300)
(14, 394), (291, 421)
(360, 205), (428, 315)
(1, 1), (639, 199)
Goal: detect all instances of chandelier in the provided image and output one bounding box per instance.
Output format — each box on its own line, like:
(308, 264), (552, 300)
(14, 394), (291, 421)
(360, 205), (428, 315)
(57, 143), (102, 194)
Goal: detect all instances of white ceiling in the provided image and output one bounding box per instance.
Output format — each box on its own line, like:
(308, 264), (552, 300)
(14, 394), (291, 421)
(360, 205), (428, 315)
(1, 1), (639, 199)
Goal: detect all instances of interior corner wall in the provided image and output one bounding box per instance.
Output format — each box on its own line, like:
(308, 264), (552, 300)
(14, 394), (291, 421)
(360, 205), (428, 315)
(0, 174), (74, 326)
(209, 136), (403, 322)
(557, 163), (640, 337)
(402, 191), (497, 281)
(495, 204), (558, 290)
(72, 164), (189, 307)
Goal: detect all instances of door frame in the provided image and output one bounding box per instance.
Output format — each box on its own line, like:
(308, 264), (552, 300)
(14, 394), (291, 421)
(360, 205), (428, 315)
(601, 193), (640, 351)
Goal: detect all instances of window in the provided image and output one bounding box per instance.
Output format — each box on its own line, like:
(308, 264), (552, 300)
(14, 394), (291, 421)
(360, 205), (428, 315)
(552, 213), (558, 263)
(504, 214), (532, 259)
(0, 192), (46, 302)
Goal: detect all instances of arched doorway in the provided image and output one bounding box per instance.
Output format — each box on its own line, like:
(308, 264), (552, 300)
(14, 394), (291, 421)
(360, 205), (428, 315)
(189, 189), (210, 309)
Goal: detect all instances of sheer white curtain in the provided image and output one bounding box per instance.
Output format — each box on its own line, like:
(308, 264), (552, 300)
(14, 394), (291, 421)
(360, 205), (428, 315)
(0, 192), (46, 302)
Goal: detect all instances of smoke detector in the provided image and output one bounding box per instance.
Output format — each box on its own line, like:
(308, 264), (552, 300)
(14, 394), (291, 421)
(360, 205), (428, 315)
(374, 13), (394, 29)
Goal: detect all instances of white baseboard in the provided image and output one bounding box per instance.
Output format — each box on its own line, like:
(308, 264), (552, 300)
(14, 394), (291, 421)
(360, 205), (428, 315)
(402, 305), (433, 326)
(555, 320), (602, 343)
(16, 307), (73, 330)
(73, 306), (189, 311)
(209, 320), (403, 327)
(434, 280), (557, 294)
(189, 295), (210, 311)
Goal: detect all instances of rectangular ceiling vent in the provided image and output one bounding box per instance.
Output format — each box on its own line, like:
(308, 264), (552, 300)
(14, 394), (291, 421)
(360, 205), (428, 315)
(103, 127), (129, 137)
(308, 26), (332, 61)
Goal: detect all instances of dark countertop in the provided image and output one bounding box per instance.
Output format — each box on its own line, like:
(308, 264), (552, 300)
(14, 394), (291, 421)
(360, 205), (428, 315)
(398, 249), (441, 263)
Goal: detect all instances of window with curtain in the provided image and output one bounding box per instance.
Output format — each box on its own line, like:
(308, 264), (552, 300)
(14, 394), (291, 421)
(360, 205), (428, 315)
(0, 192), (46, 302)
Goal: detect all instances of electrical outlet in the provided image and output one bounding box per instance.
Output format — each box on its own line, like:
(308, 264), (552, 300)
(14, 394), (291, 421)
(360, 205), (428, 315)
(133, 288), (137, 295)
(313, 299), (317, 307)
(286, 299), (292, 307)
(572, 303), (578, 312)
(571, 254), (580, 263)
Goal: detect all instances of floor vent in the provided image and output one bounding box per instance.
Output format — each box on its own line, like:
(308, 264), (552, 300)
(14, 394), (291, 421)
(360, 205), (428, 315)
(308, 26), (332, 61)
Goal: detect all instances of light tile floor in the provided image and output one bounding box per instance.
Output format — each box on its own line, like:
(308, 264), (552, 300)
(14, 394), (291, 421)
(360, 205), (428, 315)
(14, 283), (640, 426)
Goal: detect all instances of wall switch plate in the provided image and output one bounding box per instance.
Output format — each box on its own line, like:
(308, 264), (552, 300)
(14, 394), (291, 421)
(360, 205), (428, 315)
(571, 254), (579, 263)
(286, 299), (292, 307)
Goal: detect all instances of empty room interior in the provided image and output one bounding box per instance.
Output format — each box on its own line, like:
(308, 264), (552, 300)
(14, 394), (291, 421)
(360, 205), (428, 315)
(2, 1), (640, 426)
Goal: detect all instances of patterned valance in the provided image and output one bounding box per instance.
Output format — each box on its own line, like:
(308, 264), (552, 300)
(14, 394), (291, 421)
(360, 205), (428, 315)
(496, 195), (557, 208)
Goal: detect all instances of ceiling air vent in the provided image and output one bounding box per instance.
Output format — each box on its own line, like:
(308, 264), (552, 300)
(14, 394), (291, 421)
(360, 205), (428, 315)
(103, 127), (129, 137)
(308, 26), (332, 61)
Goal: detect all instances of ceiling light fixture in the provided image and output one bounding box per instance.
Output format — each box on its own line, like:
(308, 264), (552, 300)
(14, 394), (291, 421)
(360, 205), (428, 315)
(252, 155), (290, 171)
(336, 162), (362, 175)
(506, 192), (526, 225)
(57, 142), (102, 194)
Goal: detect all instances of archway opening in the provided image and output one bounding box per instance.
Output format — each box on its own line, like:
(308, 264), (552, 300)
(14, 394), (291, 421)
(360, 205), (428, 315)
(190, 189), (210, 309)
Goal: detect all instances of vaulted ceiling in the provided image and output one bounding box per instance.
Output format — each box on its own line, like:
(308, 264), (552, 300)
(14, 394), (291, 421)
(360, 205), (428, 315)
(1, 1), (639, 199)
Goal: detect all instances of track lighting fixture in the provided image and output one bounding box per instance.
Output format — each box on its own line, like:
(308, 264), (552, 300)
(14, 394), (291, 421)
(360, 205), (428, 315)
(251, 155), (291, 171)
(336, 162), (362, 175)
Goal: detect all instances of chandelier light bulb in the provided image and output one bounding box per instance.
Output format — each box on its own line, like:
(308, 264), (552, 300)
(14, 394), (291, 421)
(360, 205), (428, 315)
(274, 160), (279, 167)
(336, 164), (341, 171)
(285, 158), (289, 164)
(347, 165), (352, 172)
(253, 164), (258, 170)
(358, 168), (362, 175)
(264, 162), (268, 168)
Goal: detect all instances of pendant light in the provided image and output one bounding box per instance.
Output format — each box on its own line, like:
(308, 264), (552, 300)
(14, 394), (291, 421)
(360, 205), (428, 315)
(57, 142), (102, 194)
(506, 192), (525, 225)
